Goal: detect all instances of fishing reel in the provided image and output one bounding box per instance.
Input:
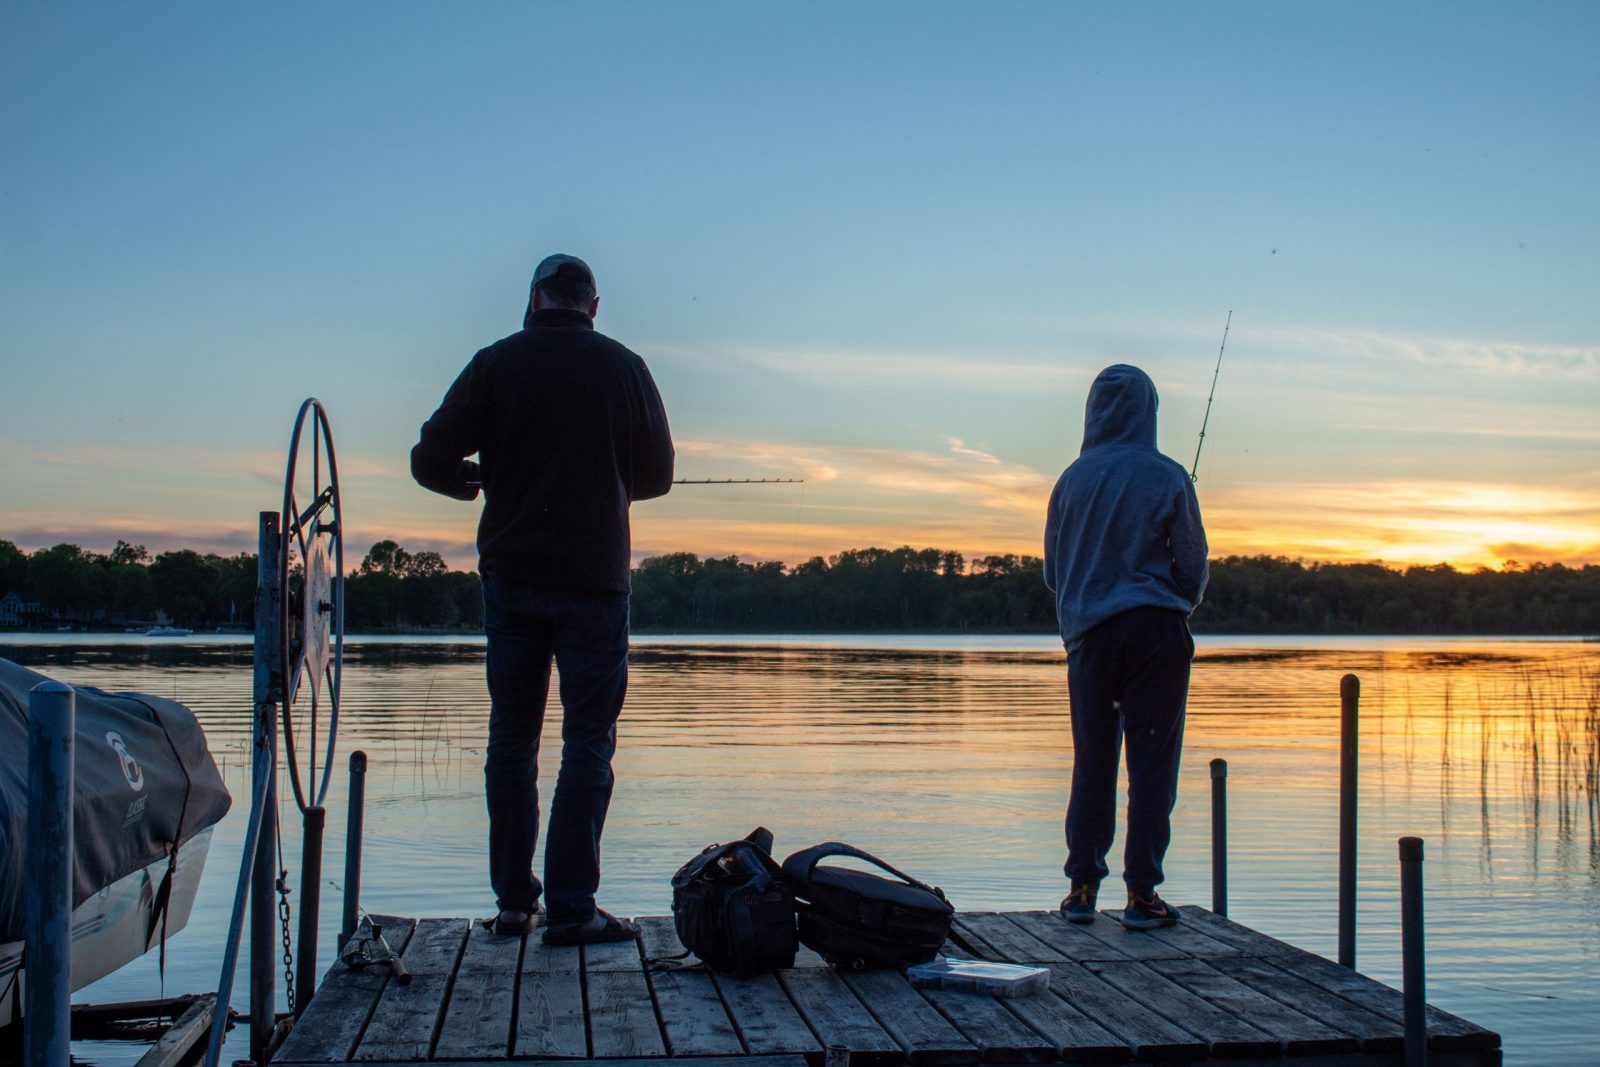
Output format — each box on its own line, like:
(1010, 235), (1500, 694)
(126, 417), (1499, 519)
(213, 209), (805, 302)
(279, 398), (345, 812)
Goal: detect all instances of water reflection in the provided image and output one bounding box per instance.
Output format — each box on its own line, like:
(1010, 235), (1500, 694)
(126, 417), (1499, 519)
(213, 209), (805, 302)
(0, 636), (1595, 1066)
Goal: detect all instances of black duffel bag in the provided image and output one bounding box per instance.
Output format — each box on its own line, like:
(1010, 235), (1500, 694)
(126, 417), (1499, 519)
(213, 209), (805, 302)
(671, 826), (797, 977)
(781, 842), (954, 970)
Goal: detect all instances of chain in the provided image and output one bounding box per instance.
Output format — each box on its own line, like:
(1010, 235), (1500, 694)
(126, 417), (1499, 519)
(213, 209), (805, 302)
(277, 869), (296, 1013)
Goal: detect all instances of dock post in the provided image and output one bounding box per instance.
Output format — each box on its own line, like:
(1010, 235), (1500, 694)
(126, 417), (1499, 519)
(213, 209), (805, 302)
(339, 750), (367, 952)
(826, 1044), (850, 1067)
(295, 805), (326, 1016)
(250, 510), (282, 1065)
(1400, 836), (1427, 1067)
(1210, 757), (1228, 916)
(24, 680), (74, 1067)
(1338, 673), (1359, 969)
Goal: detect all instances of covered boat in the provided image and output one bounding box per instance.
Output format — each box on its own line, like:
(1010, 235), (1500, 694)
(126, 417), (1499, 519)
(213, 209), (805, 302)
(0, 658), (231, 1024)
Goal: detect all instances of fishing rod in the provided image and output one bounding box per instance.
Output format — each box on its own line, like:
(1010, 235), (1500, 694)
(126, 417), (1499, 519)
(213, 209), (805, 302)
(1190, 310), (1232, 483)
(672, 478), (804, 485)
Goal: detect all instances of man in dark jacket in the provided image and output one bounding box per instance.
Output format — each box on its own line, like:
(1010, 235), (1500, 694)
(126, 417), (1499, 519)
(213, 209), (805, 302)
(412, 253), (674, 944)
(1044, 364), (1207, 930)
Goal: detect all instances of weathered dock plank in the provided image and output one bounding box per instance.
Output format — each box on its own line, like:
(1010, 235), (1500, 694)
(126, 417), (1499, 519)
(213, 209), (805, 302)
(351, 918), (469, 1062)
(277, 970), (390, 1063)
(994, 986), (1130, 1063)
(631, 917), (744, 1055)
(434, 922), (520, 1059)
(841, 968), (981, 1064)
(653, 969), (746, 1055)
(1099, 909), (1241, 959)
(587, 969), (667, 1058)
(1051, 911), (1193, 962)
(132, 993), (216, 1067)
(275, 916), (417, 1064)
(919, 983), (1057, 1063)
(351, 975), (450, 1062)
(1264, 949), (1501, 1052)
(281, 909), (1500, 1066)
(638, 913), (689, 962)
(1047, 960), (1209, 1060)
(634, 915), (816, 1056)
(1003, 910), (1133, 963)
(1088, 959), (1280, 1059)
(1205, 954), (1404, 1054)
(954, 912), (1074, 963)
(1182, 906), (1312, 957)
(393, 917), (470, 974)
(715, 971), (823, 1056)
(778, 966), (902, 1062)
(585, 928), (667, 1059)
(515, 949), (587, 1058)
(522, 930), (582, 973)
(1149, 956), (1355, 1056)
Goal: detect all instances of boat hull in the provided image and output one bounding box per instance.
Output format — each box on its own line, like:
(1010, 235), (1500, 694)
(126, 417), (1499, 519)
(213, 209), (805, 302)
(0, 826), (213, 1023)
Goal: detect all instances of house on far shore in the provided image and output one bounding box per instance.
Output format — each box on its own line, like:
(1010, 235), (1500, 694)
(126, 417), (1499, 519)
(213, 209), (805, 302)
(0, 592), (44, 628)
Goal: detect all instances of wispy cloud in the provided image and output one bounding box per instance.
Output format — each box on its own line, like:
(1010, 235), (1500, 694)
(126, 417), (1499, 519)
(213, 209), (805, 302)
(0, 440), (403, 487)
(1252, 324), (1600, 381)
(673, 435), (1053, 516)
(720, 344), (1087, 393)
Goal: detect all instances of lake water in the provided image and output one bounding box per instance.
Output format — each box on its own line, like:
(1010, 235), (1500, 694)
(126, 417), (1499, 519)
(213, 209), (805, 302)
(2, 633), (1596, 1065)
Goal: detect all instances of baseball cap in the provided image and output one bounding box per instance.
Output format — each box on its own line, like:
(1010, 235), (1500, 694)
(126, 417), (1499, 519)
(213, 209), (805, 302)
(531, 253), (596, 291)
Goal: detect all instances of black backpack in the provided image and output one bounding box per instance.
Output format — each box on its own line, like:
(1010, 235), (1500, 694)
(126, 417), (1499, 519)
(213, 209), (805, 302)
(671, 827), (797, 977)
(781, 842), (954, 970)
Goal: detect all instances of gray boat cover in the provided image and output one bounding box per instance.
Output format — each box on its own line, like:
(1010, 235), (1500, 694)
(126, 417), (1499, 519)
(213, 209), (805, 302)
(0, 658), (232, 943)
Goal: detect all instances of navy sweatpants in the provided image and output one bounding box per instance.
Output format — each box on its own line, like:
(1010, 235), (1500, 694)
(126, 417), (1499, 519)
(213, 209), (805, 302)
(1063, 606), (1194, 895)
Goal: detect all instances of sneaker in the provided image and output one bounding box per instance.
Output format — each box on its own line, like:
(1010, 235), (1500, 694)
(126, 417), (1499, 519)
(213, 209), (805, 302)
(542, 907), (640, 946)
(490, 902), (545, 936)
(1121, 890), (1180, 930)
(1059, 883), (1099, 924)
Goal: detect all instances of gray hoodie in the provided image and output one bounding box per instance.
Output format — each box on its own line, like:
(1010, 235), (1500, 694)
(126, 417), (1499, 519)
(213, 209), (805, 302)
(1043, 364), (1208, 649)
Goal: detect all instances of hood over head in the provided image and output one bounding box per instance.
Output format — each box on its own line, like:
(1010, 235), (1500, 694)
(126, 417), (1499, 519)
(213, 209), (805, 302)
(1081, 364), (1159, 452)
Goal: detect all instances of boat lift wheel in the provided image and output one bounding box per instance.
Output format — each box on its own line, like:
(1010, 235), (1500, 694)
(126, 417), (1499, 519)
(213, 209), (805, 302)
(279, 398), (345, 814)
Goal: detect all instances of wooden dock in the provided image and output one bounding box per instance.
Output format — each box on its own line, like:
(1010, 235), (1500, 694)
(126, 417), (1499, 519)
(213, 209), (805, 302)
(272, 908), (1500, 1066)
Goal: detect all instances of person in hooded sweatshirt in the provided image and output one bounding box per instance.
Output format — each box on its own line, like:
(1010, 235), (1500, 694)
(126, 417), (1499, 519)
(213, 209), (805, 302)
(1044, 364), (1208, 930)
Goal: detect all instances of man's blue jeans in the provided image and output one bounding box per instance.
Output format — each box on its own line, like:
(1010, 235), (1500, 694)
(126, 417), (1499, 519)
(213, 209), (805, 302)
(482, 577), (630, 924)
(1063, 606), (1193, 896)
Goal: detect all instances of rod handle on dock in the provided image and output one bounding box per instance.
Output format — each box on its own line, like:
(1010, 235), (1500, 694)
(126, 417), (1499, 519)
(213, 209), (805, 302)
(25, 680), (74, 1067)
(1400, 836), (1427, 1067)
(1338, 673), (1359, 969)
(387, 954), (413, 986)
(1210, 757), (1228, 917)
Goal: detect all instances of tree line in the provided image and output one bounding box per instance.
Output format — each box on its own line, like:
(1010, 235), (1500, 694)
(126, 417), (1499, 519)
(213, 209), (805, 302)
(3, 537), (1598, 634)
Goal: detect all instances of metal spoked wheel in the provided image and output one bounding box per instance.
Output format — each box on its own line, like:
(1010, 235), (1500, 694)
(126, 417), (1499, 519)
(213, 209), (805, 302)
(279, 398), (344, 813)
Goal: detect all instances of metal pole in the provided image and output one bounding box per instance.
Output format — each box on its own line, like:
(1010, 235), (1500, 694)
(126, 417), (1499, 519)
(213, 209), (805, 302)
(24, 681), (74, 1067)
(1210, 757), (1228, 916)
(339, 751), (368, 952)
(251, 511), (281, 1064)
(1400, 836), (1427, 1067)
(295, 806), (326, 1017)
(1338, 673), (1359, 969)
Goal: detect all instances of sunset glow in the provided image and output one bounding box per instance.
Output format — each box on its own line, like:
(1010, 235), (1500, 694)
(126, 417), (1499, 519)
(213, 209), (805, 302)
(2, 5), (1595, 578)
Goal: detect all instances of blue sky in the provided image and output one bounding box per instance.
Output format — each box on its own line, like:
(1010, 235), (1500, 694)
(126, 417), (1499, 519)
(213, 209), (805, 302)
(3, 2), (1597, 571)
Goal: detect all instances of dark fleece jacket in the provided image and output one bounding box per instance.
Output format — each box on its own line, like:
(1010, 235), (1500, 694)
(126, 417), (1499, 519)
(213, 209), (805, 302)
(411, 307), (674, 594)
